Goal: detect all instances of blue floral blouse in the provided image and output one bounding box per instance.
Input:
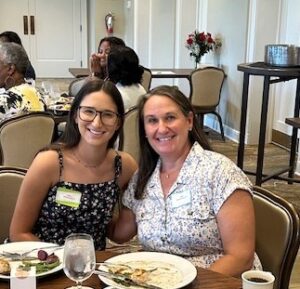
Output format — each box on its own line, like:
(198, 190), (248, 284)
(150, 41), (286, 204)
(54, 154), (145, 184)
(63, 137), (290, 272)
(123, 142), (262, 269)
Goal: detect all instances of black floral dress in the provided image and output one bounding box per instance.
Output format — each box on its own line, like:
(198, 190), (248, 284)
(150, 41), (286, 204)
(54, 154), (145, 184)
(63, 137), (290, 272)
(33, 149), (121, 250)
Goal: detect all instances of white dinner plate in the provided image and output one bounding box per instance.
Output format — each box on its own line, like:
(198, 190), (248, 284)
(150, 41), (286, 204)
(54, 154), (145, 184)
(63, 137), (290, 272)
(98, 251), (197, 289)
(47, 104), (71, 111)
(0, 241), (64, 279)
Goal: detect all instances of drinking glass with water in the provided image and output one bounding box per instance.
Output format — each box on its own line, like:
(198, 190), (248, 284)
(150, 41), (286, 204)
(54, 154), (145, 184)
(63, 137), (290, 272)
(63, 233), (96, 289)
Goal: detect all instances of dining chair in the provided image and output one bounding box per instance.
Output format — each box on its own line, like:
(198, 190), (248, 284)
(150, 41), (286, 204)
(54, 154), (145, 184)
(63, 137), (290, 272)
(0, 112), (55, 169)
(118, 106), (140, 162)
(140, 66), (152, 92)
(68, 77), (87, 97)
(189, 67), (225, 141)
(0, 167), (27, 243)
(252, 186), (300, 289)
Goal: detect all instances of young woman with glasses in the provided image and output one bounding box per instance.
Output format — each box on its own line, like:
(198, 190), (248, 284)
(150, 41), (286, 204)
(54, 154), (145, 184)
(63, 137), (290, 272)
(9, 78), (138, 250)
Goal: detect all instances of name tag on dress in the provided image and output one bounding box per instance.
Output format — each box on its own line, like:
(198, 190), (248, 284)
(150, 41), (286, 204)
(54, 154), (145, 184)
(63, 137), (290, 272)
(55, 187), (82, 208)
(171, 191), (191, 208)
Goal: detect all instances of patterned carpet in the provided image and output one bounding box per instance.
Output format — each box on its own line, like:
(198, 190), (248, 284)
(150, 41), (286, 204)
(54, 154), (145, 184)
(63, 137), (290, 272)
(209, 129), (300, 213)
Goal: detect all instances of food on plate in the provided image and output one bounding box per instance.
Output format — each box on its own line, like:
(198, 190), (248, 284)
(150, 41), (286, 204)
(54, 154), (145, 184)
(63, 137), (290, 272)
(20, 251), (60, 274)
(38, 249), (48, 261)
(49, 104), (71, 111)
(20, 258), (60, 274)
(0, 259), (10, 275)
(0, 250), (61, 276)
(106, 260), (183, 289)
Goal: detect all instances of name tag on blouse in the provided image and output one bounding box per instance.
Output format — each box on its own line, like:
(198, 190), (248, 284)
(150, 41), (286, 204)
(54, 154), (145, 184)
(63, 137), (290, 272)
(55, 187), (82, 208)
(171, 191), (191, 208)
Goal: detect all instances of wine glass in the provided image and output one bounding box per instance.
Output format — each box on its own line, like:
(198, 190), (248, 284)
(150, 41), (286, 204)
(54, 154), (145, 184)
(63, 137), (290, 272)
(63, 233), (96, 289)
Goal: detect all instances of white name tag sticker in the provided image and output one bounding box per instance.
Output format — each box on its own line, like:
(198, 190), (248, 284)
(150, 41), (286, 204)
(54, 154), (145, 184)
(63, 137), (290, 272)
(55, 187), (82, 208)
(171, 191), (191, 208)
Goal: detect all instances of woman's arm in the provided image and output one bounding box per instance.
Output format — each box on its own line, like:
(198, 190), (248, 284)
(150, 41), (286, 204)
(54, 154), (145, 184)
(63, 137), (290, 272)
(107, 206), (137, 243)
(107, 151), (138, 243)
(9, 150), (59, 241)
(209, 189), (255, 277)
(117, 151), (138, 191)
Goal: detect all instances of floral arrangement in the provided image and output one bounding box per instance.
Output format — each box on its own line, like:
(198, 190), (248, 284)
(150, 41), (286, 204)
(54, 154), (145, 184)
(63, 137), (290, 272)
(185, 30), (216, 68)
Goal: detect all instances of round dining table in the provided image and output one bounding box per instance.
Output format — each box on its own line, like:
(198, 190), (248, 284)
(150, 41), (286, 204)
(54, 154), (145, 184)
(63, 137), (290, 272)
(0, 250), (242, 289)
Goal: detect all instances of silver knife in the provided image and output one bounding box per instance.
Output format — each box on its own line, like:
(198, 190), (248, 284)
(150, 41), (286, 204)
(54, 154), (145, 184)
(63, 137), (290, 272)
(94, 269), (163, 289)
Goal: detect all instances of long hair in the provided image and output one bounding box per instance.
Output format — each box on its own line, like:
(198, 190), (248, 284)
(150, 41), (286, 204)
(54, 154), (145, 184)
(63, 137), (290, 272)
(58, 78), (124, 149)
(135, 85), (211, 199)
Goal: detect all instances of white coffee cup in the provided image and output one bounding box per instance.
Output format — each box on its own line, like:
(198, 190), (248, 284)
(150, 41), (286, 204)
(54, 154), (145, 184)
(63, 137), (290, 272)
(242, 270), (275, 289)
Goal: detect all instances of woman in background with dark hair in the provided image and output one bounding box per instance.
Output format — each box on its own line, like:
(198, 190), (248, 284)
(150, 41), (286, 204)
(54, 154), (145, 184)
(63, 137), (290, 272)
(90, 36), (125, 79)
(10, 78), (137, 249)
(107, 46), (146, 111)
(0, 31), (36, 80)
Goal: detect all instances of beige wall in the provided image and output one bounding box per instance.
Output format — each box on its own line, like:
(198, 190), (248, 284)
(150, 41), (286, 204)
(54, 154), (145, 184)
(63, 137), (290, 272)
(89, 0), (125, 53)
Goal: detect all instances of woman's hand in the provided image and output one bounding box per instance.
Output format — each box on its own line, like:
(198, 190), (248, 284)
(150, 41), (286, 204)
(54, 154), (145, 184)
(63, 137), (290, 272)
(90, 53), (102, 74)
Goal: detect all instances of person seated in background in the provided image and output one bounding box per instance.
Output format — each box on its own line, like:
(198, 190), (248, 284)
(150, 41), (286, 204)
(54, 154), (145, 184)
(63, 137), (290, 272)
(108, 85), (262, 277)
(107, 46), (146, 111)
(0, 42), (44, 121)
(90, 36), (125, 79)
(0, 31), (36, 81)
(9, 78), (137, 250)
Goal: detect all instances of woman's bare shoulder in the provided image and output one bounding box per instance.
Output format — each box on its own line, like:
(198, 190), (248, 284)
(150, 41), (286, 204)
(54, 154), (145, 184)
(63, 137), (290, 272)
(28, 149), (61, 174)
(34, 149), (60, 162)
(116, 151), (138, 185)
(118, 151), (138, 169)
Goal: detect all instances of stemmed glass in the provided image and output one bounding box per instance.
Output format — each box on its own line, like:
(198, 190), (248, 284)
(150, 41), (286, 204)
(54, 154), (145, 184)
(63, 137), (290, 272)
(63, 233), (96, 289)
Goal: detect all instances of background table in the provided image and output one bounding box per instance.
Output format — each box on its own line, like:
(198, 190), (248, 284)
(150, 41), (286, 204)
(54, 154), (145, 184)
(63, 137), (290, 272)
(237, 62), (300, 185)
(68, 68), (194, 79)
(0, 251), (242, 289)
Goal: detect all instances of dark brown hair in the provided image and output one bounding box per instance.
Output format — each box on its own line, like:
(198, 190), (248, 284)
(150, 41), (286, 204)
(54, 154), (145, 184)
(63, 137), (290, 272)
(135, 85), (211, 199)
(59, 78), (124, 149)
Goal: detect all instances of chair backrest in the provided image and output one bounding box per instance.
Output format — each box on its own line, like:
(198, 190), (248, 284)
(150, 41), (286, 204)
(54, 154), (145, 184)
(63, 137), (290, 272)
(190, 67), (225, 108)
(0, 167), (26, 243)
(0, 112), (55, 169)
(141, 67), (152, 92)
(119, 106), (140, 162)
(68, 77), (87, 97)
(252, 186), (300, 289)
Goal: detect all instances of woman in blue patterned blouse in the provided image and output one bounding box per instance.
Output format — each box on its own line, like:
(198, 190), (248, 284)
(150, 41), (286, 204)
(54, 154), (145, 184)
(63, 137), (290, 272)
(108, 85), (262, 277)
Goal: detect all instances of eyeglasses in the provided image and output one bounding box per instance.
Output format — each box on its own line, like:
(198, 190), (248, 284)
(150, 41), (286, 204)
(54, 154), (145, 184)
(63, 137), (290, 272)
(78, 106), (119, 126)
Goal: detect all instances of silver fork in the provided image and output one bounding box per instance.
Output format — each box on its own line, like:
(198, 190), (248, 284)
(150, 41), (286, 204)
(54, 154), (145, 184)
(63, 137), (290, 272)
(1, 244), (63, 259)
(97, 262), (157, 273)
(96, 262), (132, 269)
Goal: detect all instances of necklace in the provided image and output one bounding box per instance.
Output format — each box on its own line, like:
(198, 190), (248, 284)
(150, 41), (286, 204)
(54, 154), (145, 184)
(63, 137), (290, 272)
(161, 170), (177, 179)
(72, 150), (101, 168)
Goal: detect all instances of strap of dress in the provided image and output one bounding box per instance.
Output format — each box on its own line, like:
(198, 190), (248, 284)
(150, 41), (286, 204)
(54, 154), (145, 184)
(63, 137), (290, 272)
(57, 149), (64, 181)
(114, 152), (122, 179)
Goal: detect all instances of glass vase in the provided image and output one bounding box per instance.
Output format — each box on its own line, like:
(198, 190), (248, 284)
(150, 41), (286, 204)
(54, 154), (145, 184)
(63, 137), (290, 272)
(195, 57), (202, 69)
